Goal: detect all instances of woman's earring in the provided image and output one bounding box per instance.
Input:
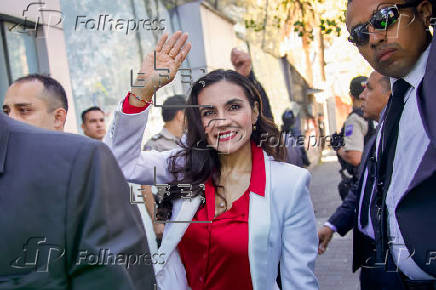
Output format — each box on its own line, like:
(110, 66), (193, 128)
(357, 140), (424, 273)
(253, 123), (256, 131)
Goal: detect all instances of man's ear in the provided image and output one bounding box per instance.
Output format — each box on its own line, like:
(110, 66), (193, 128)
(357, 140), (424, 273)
(176, 110), (184, 121)
(176, 110), (186, 127)
(418, 0), (433, 26)
(53, 108), (67, 131)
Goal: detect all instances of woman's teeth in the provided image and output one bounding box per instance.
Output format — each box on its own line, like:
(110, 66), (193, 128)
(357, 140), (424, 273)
(219, 132), (237, 139)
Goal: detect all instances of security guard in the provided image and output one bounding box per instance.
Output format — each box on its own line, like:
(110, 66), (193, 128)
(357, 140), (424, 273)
(143, 95), (186, 151)
(336, 76), (375, 200)
(144, 127), (181, 151)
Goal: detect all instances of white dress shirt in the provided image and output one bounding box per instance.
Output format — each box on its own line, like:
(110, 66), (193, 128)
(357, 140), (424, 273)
(376, 44), (434, 280)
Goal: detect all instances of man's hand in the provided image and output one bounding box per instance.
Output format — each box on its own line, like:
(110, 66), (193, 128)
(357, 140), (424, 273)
(130, 31), (192, 106)
(231, 48), (251, 77)
(318, 225), (334, 254)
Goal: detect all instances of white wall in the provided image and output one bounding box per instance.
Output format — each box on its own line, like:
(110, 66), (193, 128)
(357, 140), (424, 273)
(200, 3), (238, 72)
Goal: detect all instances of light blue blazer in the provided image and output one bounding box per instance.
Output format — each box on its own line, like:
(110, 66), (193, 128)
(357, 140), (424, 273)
(104, 104), (319, 290)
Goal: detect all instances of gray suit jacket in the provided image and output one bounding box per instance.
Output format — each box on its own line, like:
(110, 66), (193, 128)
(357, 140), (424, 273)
(0, 114), (156, 289)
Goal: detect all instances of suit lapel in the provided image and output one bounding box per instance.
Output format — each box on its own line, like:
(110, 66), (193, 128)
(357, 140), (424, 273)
(404, 65), (436, 198)
(155, 196), (201, 273)
(248, 152), (271, 290)
(417, 39), (436, 147)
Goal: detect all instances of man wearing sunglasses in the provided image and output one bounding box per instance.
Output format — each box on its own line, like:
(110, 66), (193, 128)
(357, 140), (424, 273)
(347, 0), (436, 288)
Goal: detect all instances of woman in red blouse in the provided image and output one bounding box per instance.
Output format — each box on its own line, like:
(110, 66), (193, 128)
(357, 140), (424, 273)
(105, 31), (319, 290)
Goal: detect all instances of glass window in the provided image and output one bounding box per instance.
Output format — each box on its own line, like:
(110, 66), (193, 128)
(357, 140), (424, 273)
(0, 20), (39, 104)
(60, 0), (185, 133)
(3, 21), (39, 80)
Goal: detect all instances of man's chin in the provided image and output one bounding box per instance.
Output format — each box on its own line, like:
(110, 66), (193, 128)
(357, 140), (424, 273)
(375, 59), (410, 79)
(363, 113), (371, 120)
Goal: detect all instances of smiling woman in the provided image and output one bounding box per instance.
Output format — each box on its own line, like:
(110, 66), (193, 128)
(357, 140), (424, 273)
(104, 31), (319, 290)
(164, 70), (286, 210)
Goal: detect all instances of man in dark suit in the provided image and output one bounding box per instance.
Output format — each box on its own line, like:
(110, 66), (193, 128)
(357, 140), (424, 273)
(318, 71), (402, 289)
(346, 0), (436, 288)
(0, 112), (156, 289)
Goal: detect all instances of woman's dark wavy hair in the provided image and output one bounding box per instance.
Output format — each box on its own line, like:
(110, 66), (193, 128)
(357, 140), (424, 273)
(157, 69), (286, 220)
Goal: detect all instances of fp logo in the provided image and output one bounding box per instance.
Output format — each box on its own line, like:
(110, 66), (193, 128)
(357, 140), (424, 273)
(10, 236), (65, 273)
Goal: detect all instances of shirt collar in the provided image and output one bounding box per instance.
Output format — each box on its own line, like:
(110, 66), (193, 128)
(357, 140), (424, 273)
(0, 113), (10, 174)
(391, 43), (432, 90)
(160, 127), (178, 141)
(248, 140), (266, 197)
(204, 141), (266, 198)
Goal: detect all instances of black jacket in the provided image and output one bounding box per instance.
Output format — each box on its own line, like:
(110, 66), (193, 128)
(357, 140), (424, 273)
(0, 114), (156, 289)
(329, 135), (377, 272)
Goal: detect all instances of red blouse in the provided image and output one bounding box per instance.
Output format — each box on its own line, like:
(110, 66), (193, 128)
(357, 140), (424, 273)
(178, 141), (266, 290)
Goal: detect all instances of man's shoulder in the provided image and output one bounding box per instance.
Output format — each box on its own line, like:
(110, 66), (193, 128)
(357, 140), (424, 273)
(344, 113), (367, 136)
(7, 117), (102, 157)
(347, 112), (365, 123)
(144, 130), (180, 151)
(144, 134), (161, 150)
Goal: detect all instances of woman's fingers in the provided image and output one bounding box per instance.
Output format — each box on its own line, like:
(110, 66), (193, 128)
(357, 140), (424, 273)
(175, 41), (192, 67)
(155, 33), (169, 53)
(169, 32), (189, 59)
(161, 31), (182, 54)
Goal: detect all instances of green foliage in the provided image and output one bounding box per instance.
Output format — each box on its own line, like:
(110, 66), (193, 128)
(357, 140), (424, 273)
(244, 19), (266, 31)
(244, 0), (345, 40)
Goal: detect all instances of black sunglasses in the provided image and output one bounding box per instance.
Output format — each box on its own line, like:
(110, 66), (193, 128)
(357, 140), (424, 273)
(348, 1), (421, 46)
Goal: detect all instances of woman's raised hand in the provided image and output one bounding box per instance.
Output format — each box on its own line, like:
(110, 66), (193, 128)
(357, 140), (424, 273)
(130, 31), (191, 105)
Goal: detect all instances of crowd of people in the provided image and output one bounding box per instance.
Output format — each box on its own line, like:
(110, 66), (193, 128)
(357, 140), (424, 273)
(1, 0), (436, 289)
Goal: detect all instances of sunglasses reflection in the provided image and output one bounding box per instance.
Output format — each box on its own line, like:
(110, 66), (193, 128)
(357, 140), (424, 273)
(349, 3), (419, 46)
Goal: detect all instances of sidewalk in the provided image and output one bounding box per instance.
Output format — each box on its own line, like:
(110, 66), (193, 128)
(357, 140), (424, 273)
(310, 153), (360, 290)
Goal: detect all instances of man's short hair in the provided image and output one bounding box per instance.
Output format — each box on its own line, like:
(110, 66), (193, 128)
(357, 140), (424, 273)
(81, 106), (104, 123)
(162, 95), (186, 122)
(350, 76), (368, 99)
(378, 76), (391, 93)
(13, 74), (68, 111)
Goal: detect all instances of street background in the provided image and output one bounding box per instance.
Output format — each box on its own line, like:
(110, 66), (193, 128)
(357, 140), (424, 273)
(311, 153), (360, 290)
